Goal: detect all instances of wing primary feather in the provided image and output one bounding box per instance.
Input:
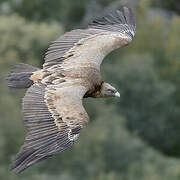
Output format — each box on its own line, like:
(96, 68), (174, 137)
(116, 10), (126, 23)
(123, 7), (131, 24)
(88, 7), (136, 36)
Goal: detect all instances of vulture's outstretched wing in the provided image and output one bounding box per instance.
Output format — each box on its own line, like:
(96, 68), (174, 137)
(43, 7), (136, 71)
(11, 83), (89, 173)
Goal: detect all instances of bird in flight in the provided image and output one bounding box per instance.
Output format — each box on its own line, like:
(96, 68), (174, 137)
(7, 7), (136, 173)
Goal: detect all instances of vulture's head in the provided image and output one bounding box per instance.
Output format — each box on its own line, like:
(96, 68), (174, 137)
(100, 82), (120, 98)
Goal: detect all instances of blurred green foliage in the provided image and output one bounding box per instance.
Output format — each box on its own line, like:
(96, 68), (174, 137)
(0, 0), (180, 180)
(151, 0), (180, 14)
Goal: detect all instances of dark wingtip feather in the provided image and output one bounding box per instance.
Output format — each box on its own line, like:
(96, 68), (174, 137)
(88, 6), (136, 29)
(10, 147), (37, 173)
(123, 7), (136, 28)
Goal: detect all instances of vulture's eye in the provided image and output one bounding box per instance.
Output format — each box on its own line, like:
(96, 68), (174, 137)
(107, 89), (114, 93)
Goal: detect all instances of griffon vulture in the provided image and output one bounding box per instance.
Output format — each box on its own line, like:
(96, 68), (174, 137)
(7, 7), (136, 173)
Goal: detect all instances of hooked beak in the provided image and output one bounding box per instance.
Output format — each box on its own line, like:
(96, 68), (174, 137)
(114, 91), (120, 98)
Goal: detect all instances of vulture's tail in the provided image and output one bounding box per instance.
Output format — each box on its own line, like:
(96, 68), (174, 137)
(6, 63), (40, 89)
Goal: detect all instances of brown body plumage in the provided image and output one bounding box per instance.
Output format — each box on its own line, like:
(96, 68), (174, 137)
(6, 7), (136, 173)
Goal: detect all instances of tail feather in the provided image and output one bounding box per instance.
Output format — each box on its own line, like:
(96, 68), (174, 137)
(6, 63), (40, 89)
